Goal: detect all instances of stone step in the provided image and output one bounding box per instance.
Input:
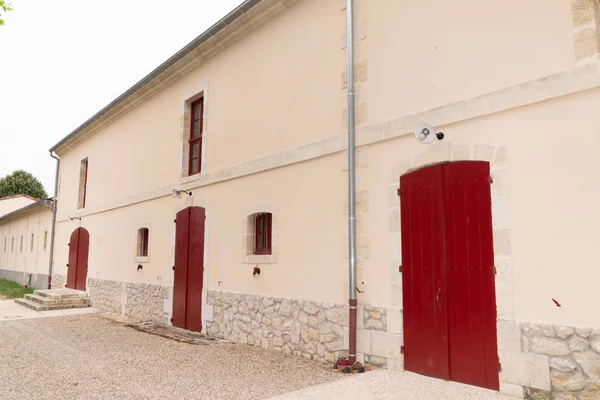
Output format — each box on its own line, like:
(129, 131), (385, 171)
(24, 293), (90, 306)
(15, 297), (91, 311)
(34, 289), (87, 300)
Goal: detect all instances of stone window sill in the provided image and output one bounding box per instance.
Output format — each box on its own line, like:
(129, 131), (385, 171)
(135, 256), (150, 263)
(243, 254), (276, 264)
(180, 173), (201, 186)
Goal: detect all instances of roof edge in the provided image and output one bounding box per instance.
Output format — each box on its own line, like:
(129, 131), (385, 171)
(0, 199), (52, 223)
(49, 0), (263, 153)
(0, 194), (38, 202)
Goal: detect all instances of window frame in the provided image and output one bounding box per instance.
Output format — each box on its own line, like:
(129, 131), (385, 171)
(138, 228), (149, 257)
(188, 98), (204, 176)
(78, 158), (89, 209)
(254, 213), (272, 255)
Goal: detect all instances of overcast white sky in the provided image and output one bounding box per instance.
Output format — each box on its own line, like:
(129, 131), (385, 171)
(0, 0), (244, 194)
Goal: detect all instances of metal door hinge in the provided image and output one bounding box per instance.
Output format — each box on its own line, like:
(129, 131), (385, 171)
(173, 219), (176, 223)
(493, 265), (497, 275)
(399, 265), (403, 273)
(498, 362), (502, 372)
(172, 266), (175, 270)
(487, 176), (494, 184)
(397, 188), (401, 196)
(400, 345), (405, 354)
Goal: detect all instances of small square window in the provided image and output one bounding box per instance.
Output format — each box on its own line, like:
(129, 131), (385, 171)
(137, 228), (149, 257)
(254, 213), (272, 255)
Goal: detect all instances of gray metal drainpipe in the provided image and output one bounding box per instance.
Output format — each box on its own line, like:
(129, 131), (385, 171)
(346, 0), (358, 364)
(47, 151), (60, 289)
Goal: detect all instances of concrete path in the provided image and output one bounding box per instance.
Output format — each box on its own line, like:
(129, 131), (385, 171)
(0, 299), (100, 321)
(269, 369), (517, 400)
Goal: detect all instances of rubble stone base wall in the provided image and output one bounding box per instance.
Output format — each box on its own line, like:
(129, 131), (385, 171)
(522, 323), (600, 400)
(206, 290), (404, 369)
(88, 277), (170, 324)
(50, 274), (66, 289)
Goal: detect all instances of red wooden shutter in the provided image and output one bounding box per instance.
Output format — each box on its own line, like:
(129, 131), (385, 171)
(75, 228), (89, 290)
(173, 208), (190, 329)
(443, 161), (499, 391)
(186, 207), (205, 332)
(66, 229), (80, 289)
(400, 164), (450, 380)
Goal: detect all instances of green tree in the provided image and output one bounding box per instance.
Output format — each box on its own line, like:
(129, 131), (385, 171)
(0, 170), (48, 199)
(0, 1), (12, 26)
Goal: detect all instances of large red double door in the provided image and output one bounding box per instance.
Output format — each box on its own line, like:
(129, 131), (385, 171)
(400, 161), (499, 390)
(172, 207), (205, 332)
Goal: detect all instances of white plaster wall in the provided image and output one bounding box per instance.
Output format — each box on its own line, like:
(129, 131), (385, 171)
(0, 208), (53, 278)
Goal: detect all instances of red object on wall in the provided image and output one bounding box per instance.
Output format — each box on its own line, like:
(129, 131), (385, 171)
(66, 227), (89, 291)
(173, 207), (205, 332)
(400, 161), (499, 391)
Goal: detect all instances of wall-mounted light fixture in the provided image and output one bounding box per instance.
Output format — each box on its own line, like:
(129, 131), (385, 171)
(171, 189), (192, 198)
(68, 216), (82, 222)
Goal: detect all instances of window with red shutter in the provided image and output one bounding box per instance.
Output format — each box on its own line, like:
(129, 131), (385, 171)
(254, 213), (272, 255)
(137, 228), (149, 257)
(188, 98), (204, 176)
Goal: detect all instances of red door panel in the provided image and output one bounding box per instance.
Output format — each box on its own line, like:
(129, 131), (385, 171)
(66, 228), (89, 291)
(76, 229), (89, 291)
(443, 162), (499, 391)
(66, 229), (79, 289)
(186, 207), (205, 332)
(400, 165), (449, 380)
(172, 207), (205, 332)
(173, 208), (190, 329)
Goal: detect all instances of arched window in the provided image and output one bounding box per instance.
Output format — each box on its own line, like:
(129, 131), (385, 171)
(137, 228), (149, 257)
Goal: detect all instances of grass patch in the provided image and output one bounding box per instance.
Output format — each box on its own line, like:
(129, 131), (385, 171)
(0, 279), (34, 299)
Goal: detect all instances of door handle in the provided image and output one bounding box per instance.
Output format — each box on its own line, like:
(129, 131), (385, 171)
(436, 288), (441, 304)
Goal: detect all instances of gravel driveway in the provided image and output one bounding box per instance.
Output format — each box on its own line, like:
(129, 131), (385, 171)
(0, 314), (341, 400)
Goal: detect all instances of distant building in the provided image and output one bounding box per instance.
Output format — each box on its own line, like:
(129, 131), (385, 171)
(0, 199), (53, 289)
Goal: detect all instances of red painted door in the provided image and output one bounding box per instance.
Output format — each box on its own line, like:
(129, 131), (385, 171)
(399, 164), (450, 380)
(66, 228), (89, 291)
(172, 207), (205, 332)
(400, 161), (499, 391)
(443, 161), (499, 390)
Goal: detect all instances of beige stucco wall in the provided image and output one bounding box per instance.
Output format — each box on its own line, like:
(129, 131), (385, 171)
(363, 0), (575, 126)
(0, 196), (35, 217)
(53, 82), (600, 330)
(367, 87), (600, 329)
(0, 207), (52, 279)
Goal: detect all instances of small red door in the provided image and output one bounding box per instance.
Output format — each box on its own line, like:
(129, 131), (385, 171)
(172, 207), (205, 332)
(400, 161), (499, 391)
(66, 227), (89, 291)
